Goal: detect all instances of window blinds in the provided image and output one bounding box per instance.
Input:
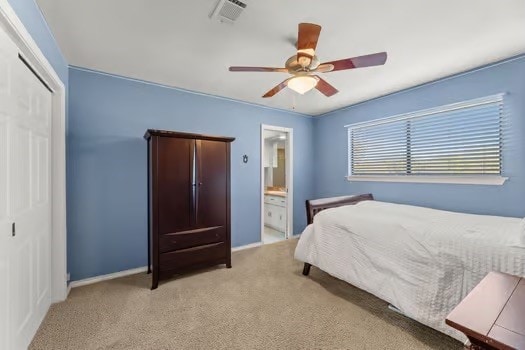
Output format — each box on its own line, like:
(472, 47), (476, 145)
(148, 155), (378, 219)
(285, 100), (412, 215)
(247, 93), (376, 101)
(347, 94), (505, 177)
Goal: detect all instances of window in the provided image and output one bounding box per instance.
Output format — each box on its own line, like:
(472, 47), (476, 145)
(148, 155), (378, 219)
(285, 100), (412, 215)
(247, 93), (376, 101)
(347, 94), (507, 185)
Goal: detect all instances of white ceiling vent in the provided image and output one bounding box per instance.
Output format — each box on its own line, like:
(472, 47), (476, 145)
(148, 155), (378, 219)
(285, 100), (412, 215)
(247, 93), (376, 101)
(209, 0), (247, 24)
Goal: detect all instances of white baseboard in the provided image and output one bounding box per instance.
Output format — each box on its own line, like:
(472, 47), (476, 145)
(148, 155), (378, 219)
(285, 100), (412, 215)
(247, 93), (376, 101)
(231, 241), (263, 252)
(69, 239), (295, 289)
(232, 236), (300, 252)
(70, 266), (148, 288)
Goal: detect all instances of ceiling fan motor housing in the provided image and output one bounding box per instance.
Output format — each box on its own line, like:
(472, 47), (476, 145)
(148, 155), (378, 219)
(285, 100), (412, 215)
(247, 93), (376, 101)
(285, 55), (320, 74)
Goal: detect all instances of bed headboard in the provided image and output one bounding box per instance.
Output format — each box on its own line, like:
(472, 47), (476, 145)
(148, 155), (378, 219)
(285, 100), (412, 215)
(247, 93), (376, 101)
(306, 194), (374, 225)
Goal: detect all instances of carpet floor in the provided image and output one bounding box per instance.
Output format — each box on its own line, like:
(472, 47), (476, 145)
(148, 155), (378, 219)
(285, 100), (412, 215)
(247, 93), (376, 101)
(30, 239), (462, 350)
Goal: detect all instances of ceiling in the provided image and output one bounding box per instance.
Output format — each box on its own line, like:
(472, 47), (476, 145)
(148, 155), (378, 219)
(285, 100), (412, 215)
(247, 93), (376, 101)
(36, 0), (525, 116)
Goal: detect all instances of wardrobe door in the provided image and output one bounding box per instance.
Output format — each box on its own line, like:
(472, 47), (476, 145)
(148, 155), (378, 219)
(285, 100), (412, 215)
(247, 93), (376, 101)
(157, 137), (195, 234)
(196, 140), (227, 229)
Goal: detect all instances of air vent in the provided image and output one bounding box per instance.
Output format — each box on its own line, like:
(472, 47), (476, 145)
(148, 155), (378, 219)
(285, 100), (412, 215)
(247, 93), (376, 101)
(209, 0), (247, 23)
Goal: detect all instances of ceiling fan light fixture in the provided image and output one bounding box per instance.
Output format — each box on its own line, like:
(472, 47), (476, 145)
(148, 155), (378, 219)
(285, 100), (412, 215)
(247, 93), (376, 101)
(287, 76), (317, 95)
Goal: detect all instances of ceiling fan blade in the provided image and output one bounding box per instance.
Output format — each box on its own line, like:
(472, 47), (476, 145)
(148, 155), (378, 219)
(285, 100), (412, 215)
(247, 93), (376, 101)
(320, 52), (387, 72)
(229, 66), (288, 73)
(314, 76), (339, 97)
(262, 78), (291, 98)
(297, 23), (321, 66)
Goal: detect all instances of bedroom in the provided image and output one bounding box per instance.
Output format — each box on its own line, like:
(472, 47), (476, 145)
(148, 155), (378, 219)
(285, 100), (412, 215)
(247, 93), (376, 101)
(0, 0), (524, 349)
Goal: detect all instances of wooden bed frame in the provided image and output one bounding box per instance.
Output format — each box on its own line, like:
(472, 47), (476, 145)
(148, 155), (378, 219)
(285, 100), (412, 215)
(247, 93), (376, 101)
(302, 193), (374, 276)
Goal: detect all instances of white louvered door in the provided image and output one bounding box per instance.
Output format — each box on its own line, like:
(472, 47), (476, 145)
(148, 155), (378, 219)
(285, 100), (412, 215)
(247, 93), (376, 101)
(0, 26), (52, 350)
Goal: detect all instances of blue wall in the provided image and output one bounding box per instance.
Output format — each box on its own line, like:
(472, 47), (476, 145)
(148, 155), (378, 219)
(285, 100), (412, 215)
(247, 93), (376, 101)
(67, 67), (315, 281)
(314, 55), (525, 218)
(8, 0), (525, 281)
(6, 0), (68, 84)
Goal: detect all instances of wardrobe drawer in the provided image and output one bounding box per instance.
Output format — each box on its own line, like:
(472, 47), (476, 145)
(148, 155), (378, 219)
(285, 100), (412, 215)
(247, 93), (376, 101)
(160, 242), (227, 271)
(160, 226), (225, 253)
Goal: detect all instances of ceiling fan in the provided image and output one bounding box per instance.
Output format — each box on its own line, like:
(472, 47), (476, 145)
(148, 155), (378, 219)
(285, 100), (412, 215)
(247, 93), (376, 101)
(229, 23), (387, 98)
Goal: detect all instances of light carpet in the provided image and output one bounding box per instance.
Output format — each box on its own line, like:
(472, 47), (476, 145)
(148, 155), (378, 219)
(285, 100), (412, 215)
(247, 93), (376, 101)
(30, 239), (461, 349)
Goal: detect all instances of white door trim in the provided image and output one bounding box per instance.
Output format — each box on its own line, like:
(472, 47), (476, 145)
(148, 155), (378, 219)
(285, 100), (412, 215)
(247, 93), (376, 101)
(260, 124), (293, 242)
(0, 0), (68, 302)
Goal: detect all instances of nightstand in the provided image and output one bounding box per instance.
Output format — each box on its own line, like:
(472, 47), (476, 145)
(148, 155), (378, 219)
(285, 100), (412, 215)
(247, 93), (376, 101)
(446, 272), (525, 350)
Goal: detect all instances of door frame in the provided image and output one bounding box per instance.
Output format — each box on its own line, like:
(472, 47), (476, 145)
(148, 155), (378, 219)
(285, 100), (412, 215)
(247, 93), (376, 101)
(0, 1), (68, 302)
(260, 124), (293, 242)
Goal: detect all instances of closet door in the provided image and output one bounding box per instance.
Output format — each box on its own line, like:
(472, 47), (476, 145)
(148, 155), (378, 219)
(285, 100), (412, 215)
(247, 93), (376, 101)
(196, 140), (227, 231)
(157, 137), (194, 234)
(0, 27), (52, 350)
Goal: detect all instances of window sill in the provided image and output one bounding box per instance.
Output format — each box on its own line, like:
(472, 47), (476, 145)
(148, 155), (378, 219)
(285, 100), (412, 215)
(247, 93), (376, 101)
(346, 175), (508, 186)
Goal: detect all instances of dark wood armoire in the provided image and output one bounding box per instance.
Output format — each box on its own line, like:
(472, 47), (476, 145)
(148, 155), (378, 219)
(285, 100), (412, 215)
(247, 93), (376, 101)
(144, 129), (235, 290)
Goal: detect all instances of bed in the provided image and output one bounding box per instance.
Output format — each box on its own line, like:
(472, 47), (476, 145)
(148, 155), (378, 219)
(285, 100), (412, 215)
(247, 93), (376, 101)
(294, 194), (525, 341)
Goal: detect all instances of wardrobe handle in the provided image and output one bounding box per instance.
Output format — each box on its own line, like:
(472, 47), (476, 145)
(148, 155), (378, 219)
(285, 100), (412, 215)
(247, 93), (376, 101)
(195, 140), (202, 225)
(190, 141), (197, 226)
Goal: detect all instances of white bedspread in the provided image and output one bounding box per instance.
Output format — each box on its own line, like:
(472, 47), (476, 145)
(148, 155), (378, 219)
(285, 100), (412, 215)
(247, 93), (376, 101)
(294, 200), (525, 341)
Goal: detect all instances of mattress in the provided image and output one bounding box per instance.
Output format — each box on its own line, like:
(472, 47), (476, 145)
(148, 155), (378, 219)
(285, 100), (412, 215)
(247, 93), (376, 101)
(294, 200), (525, 341)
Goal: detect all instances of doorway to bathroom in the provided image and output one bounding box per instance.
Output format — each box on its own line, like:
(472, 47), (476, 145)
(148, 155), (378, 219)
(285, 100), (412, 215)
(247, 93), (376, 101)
(260, 124), (293, 244)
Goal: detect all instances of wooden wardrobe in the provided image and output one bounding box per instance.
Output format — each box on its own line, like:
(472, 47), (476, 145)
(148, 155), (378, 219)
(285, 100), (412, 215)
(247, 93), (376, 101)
(144, 130), (235, 290)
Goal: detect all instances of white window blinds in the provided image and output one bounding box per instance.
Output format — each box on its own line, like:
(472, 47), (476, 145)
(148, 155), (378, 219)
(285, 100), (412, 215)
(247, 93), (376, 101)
(347, 94), (505, 179)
